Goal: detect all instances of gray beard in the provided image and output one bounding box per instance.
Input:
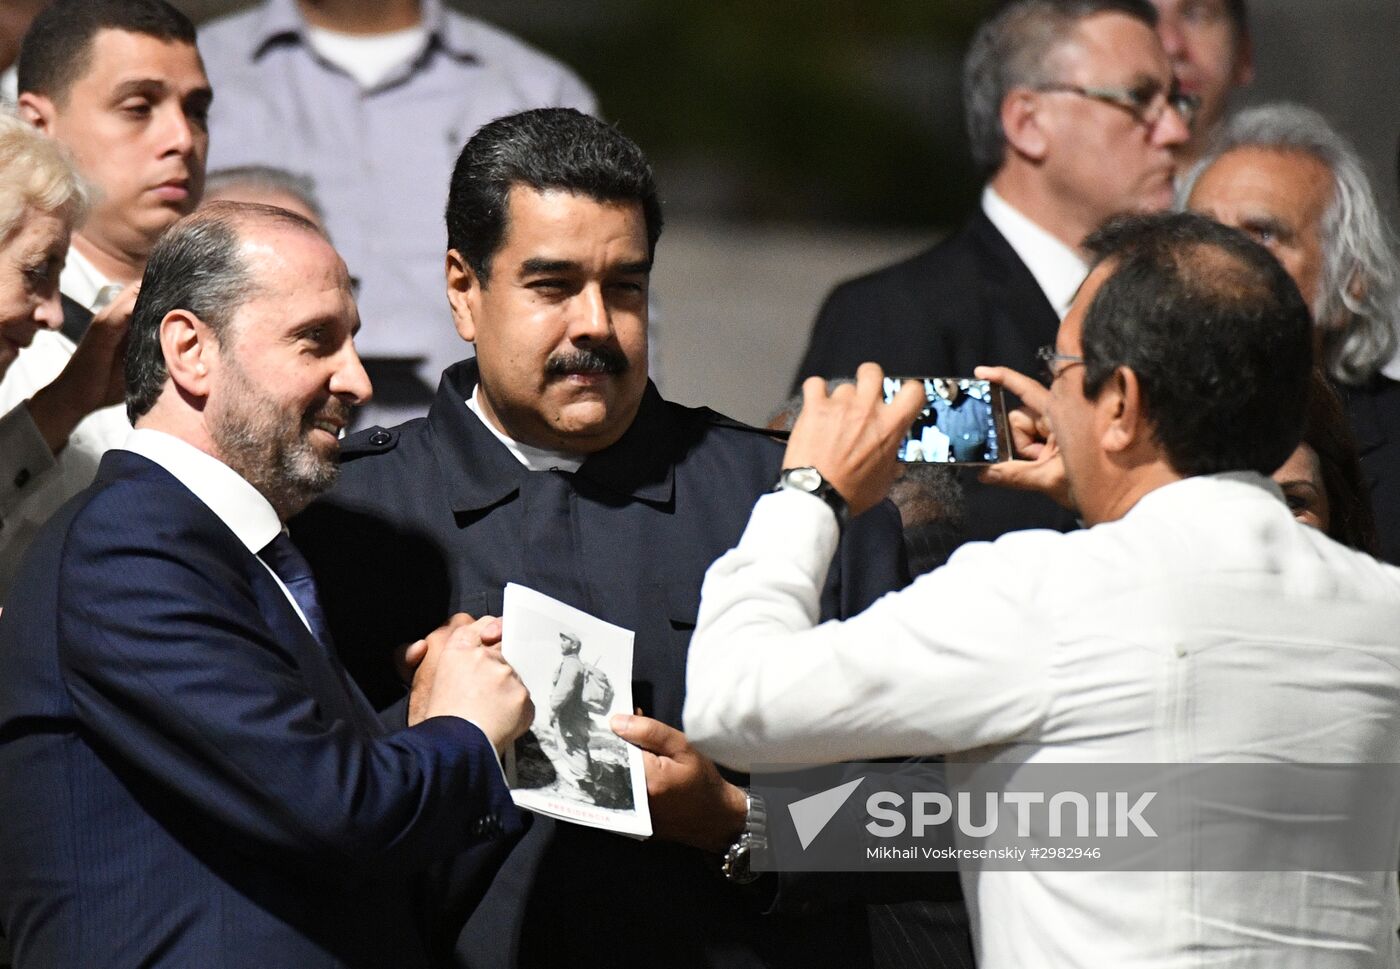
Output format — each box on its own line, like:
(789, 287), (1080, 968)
(210, 365), (341, 520)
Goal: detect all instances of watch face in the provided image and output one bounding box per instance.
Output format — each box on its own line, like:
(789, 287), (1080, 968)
(785, 467), (822, 493)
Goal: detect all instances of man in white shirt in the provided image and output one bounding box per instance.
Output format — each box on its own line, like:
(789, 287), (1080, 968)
(685, 211), (1400, 967)
(17, 0), (210, 323)
(793, 0), (1193, 543)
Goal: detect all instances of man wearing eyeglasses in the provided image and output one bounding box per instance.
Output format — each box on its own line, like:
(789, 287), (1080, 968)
(793, 0), (1191, 543)
(688, 211), (1400, 968)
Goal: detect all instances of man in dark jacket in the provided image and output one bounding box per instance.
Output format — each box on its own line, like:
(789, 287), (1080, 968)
(295, 108), (971, 969)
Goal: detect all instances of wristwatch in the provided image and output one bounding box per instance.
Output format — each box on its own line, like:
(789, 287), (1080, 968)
(774, 466), (849, 530)
(721, 791), (768, 885)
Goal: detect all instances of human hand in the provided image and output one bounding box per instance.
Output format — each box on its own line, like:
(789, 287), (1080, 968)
(974, 365), (1073, 510)
(611, 713), (747, 853)
(27, 285), (138, 453)
(401, 612), (475, 718)
(781, 362), (926, 517)
(415, 615), (534, 753)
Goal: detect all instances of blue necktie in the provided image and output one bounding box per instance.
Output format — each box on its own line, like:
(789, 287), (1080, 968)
(258, 531), (333, 649)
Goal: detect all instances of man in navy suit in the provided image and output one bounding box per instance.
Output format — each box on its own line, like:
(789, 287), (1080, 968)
(0, 201), (534, 968)
(794, 0), (1192, 541)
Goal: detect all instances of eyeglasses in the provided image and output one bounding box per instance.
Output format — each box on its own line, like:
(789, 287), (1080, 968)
(1037, 344), (1085, 383)
(1035, 81), (1200, 129)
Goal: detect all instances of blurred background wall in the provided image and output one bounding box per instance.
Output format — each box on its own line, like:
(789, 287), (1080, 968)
(177, 0), (1400, 425)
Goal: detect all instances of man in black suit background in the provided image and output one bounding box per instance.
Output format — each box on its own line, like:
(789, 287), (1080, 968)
(794, 0), (1193, 540)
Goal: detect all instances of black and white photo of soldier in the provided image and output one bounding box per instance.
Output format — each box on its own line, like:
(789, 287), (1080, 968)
(548, 633), (593, 792)
(508, 630), (635, 811)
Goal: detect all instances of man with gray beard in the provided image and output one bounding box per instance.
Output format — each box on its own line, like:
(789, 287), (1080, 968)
(0, 201), (532, 968)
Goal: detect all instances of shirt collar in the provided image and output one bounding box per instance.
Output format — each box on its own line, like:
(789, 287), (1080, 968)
(1380, 355), (1400, 383)
(60, 245), (123, 313)
(249, 0), (470, 60)
(1123, 471), (1285, 521)
(120, 427), (283, 554)
(466, 385), (584, 473)
(981, 187), (1088, 320)
(428, 359), (675, 513)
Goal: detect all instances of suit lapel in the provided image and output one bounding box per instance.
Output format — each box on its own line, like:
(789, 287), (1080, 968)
(97, 450), (388, 736)
(968, 210), (1061, 376)
(249, 563), (386, 735)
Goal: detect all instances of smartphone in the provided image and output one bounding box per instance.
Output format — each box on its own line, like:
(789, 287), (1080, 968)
(883, 377), (1011, 465)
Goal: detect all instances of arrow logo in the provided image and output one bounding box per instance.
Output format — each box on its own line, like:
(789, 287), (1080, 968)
(788, 777), (864, 850)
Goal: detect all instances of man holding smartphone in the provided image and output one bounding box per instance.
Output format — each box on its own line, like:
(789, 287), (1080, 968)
(687, 211), (1400, 967)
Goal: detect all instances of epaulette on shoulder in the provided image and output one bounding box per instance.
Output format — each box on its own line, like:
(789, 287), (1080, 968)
(697, 407), (789, 442)
(338, 425), (399, 460)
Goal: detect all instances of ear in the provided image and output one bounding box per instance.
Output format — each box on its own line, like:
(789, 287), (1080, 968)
(16, 92), (56, 132)
(445, 249), (484, 344)
(1096, 366), (1147, 455)
(1001, 89), (1050, 163)
(159, 309), (219, 402)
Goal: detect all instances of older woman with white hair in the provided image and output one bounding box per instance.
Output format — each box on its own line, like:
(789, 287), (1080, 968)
(0, 110), (135, 597)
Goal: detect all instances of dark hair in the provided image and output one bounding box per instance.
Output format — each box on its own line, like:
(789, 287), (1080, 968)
(1224, 0), (1249, 37)
(1297, 369), (1379, 554)
(18, 0), (196, 104)
(445, 108), (663, 283)
(125, 202), (321, 422)
(963, 0), (1158, 176)
(1079, 211), (1313, 477)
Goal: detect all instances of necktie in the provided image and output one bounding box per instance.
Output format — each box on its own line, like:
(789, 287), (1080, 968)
(258, 531), (333, 649)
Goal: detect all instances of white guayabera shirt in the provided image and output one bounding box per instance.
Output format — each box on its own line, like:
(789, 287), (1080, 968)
(685, 472), (1400, 969)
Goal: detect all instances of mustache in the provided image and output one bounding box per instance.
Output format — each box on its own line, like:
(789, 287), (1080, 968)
(545, 347), (629, 376)
(304, 397), (353, 430)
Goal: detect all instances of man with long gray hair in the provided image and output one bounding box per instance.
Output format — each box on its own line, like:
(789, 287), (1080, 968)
(1181, 102), (1400, 561)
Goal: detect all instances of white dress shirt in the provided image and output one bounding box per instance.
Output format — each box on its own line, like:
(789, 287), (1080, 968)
(466, 386), (583, 473)
(684, 473), (1400, 968)
(121, 428), (312, 631)
(58, 246), (126, 314)
(122, 428), (509, 772)
(981, 187), (1088, 320)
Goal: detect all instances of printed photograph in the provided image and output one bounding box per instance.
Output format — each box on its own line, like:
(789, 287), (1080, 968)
(501, 584), (652, 838)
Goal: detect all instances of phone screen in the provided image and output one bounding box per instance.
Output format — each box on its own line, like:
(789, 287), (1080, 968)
(883, 377), (1011, 465)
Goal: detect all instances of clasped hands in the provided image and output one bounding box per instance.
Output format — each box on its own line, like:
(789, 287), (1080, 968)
(400, 614), (747, 853)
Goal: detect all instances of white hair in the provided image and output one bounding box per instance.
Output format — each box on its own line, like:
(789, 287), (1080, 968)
(0, 108), (88, 243)
(1179, 103), (1400, 386)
